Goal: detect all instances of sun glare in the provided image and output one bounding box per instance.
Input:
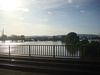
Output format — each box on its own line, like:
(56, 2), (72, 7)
(0, 0), (20, 11)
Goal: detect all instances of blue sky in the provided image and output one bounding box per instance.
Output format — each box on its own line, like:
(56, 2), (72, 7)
(0, 0), (100, 36)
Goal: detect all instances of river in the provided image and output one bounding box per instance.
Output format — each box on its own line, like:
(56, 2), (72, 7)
(0, 41), (65, 45)
(0, 41), (80, 58)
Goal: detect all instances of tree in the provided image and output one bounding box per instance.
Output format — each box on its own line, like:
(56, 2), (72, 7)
(20, 35), (25, 40)
(10, 35), (18, 40)
(81, 39), (89, 44)
(61, 35), (66, 42)
(65, 32), (79, 44)
(0, 34), (7, 42)
(53, 36), (58, 41)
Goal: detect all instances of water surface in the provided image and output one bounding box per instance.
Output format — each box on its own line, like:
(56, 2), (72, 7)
(0, 41), (79, 58)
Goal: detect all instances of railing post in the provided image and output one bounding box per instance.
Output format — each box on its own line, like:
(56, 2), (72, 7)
(9, 45), (10, 57)
(81, 46), (84, 59)
(29, 45), (31, 57)
(53, 45), (55, 58)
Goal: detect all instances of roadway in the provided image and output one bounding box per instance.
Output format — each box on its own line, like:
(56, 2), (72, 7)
(0, 56), (100, 75)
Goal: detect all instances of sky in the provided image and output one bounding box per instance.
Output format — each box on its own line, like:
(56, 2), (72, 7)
(0, 0), (100, 36)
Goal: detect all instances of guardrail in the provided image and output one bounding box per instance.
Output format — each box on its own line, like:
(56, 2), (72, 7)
(0, 45), (80, 58)
(0, 45), (99, 59)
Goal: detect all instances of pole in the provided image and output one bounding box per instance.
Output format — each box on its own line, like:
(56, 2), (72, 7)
(29, 45), (31, 57)
(9, 45), (10, 57)
(53, 45), (55, 58)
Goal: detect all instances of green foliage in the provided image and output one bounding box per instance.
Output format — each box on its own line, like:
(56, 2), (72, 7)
(81, 39), (89, 44)
(81, 41), (100, 59)
(61, 35), (66, 42)
(61, 32), (100, 59)
(65, 32), (79, 44)
(1, 35), (7, 39)
(0, 35), (25, 41)
(0, 34), (7, 42)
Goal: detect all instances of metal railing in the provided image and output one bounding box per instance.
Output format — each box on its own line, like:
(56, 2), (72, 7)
(0, 45), (80, 58)
(80, 45), (100, 59)
(0, 45), (100, 59)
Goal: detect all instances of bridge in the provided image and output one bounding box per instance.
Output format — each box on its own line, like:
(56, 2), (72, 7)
(0, 45), (100, 74)
(0, 45), (80, 58)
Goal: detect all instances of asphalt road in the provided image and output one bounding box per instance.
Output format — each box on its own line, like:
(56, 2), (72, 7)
(0, 68), (50, 75)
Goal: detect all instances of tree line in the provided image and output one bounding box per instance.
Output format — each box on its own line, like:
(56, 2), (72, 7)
(0, 34), (61, 42)
(0, 34), (25, 42)
(61, 32), (100, 59)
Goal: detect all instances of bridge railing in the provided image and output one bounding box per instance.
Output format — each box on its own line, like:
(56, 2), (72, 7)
(0, 45), (80, 58)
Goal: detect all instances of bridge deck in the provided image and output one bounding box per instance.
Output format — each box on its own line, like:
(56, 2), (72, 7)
(0, 56), (100, 75)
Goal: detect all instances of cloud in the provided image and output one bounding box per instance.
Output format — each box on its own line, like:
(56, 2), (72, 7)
(19, 17), (24, 20)
(48, 12), (53, 15)
(17, 8), (30, 12)
(67, 0), (73, 4)
(80, 10), (85, 13)
(28, 0), (66, 11)
(75, 5), (79, 8)
(31, 0), (35, 1)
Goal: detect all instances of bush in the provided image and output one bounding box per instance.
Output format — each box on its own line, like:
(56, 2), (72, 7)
(81, 41), (100, 59)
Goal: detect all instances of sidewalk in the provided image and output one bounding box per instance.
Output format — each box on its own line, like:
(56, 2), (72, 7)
(0, 68), (50, 75)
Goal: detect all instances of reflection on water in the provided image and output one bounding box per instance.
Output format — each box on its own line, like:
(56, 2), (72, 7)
(0, 41), (80, 57)
(0, 40), (65, 45)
